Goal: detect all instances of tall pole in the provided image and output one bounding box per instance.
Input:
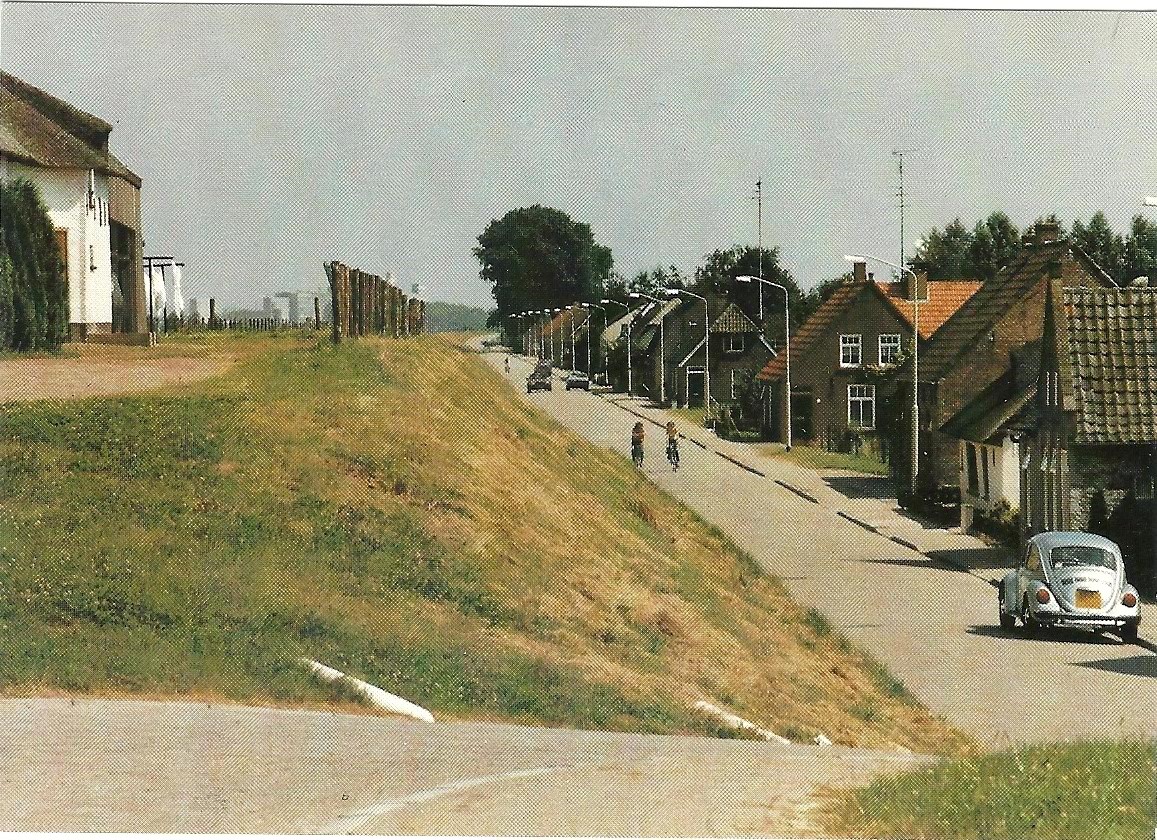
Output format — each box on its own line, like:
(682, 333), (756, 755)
(570, 305), (577, 371)
(602, 299), (628, 393)
(668, 289), (709, 413)
(144, 256), (155, 334)
(756, 179), (764, 323)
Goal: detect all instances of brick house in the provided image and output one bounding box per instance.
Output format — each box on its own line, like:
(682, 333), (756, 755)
(917, 223), (1116, 493)
(0, 71), (146, 338)
(756, 260), (979, 447)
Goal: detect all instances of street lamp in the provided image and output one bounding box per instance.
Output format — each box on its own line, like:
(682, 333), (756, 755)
(630, 291), (667, 405)
(581, 302), (605, 376)
(737, 275), (791, 450)
(845, 253), (920, 497)
(602, 298), (631, 394)
(552, 308), (563, 367)
(568, 304), (578, 372)
(665, 287), (710, 414)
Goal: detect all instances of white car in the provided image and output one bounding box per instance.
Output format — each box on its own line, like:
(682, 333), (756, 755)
(998, 532), (1141, 643)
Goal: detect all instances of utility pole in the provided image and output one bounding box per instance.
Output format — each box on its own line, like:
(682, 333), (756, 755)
(892, 149), (915, 273)
(755, 179), (764, 322)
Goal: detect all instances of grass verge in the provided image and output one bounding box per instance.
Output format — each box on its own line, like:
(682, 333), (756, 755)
(825, 739), (1156, 839)
(0, 334), (969, 752)
(761, 442), (890, 476)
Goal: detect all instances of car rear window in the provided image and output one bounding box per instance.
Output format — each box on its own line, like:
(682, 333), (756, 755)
(1049, 545), (1115, 569)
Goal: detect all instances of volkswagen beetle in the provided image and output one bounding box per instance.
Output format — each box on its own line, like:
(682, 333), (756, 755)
(998, 532), (1141, 643)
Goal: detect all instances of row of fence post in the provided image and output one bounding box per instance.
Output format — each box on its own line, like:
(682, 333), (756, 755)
(323, 261), (425, 344)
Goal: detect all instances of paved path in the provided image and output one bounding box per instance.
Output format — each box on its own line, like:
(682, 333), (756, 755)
(490, 351), (1156, 746)
(0, 698), (922, 835)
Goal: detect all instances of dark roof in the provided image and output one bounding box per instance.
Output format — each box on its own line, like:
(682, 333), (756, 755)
(756, 277), (864, 381)
(920, 238), (1114, 383)
(0, 71), (139, 186)
(941, 367), (1036, 444)
(1061, 285), (1157, 444)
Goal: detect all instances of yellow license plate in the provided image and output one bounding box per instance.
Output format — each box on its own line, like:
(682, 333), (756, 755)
(1075, 590), (1102, 609)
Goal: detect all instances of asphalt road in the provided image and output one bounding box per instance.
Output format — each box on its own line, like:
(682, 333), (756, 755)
(492, 352), (1157, 745)
(0, 698), (922, 835)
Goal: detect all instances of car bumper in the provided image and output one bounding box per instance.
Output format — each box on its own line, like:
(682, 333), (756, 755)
(1032, 611), (1139, 629)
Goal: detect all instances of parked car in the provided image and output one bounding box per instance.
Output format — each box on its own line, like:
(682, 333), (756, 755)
(565, 371), (590, 391)
(527, 361), (553, 393)
(998, 532), (1141, 642)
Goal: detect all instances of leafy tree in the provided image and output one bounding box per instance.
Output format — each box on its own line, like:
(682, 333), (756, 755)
(911, 218), (975, 280)
(968, 212), (1020, 281)
(475, 205), (613, 330)
(1071, 212), (1124, 282)
(1122, 214), (1157, 285)
(693, 245), (804, 332)
(0, 178), (68, 351)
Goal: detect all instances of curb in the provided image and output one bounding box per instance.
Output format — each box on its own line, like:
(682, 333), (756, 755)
(301, 658), (435, 722)
(837, 510), (879, 534)
(774, 479), (819, 504)
(715, 450), (766, 477)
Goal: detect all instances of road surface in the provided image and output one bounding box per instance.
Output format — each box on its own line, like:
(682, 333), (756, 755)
(0, 698), (922, 835)
(490, 351), (1156, 745)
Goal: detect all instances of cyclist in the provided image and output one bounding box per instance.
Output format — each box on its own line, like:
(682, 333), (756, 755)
(504, 356), (511, 374)
(665, 421), (680, 471)
(631, 422), (645, 468)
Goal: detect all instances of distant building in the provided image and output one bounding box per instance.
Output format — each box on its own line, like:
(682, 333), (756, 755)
(0, 71), (146, 337)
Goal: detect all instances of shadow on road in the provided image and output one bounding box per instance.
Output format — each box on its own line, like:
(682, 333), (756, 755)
(968, 625), (1126, 645)
(858, 555), (946, 569)
(823, 476), (894, 499)
(1073, 655), (1157, 678)
(927, 547), (1014, 571)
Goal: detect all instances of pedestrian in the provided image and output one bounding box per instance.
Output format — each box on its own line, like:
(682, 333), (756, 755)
(665, 421), (680, 471)
(504, 356), (511, 374)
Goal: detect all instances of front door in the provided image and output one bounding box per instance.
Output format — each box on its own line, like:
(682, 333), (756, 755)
(686, 368), (705, 407)
(791, 388), (813, 441)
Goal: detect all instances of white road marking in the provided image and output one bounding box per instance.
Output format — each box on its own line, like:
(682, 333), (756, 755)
(322, 766), (564, 834)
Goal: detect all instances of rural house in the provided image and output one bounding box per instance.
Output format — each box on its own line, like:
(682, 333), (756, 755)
(756, 260), (979, 448)
(1018, 280), (1156, 592)
(918, 222), (1117, 496)
(628, 298), (682, 404)
(0, 71), (147, 338)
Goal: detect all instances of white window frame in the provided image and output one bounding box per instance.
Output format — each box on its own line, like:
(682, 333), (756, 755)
(878, 333), (902, 365)
(847, 384), (876, 430)
(840, 334), (862, 367)
(723, 333), (745, 354)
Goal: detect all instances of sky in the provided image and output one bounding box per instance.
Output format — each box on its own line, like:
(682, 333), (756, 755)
(3, 4), (1155, 310)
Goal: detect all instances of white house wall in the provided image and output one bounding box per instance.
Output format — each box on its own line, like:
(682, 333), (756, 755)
(2, 159), (113, 330)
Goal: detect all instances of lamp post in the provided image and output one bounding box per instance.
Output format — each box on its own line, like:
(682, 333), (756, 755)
(581, 302), (604, 376)
(737, 275), (791, 450)
(666, 287), (710, 414)
(602, 298), (630, 394)
(569, 304), (578, 371)
(551, 308), (562, 367)
(538, 310), (548, 359)
(630, 291), (666, 405)
(845, 253), (920, 497)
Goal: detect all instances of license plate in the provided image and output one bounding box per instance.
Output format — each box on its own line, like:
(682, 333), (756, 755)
(1075, 590), (1102, 609)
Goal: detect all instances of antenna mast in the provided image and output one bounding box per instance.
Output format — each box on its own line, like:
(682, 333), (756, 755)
(755, 179), (763, 321)
(892, 150), (914, 271)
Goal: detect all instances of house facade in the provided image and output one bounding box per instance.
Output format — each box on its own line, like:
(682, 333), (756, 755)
(1019, 281), (1156, 592)
(756, 260), (980, 448)
(917, 223), (1116, 494)
(0, 71), (146, 337)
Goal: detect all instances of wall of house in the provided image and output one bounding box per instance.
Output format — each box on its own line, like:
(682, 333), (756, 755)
(771, 285), (911, 445)
(958, 435), (1021, 526)
(108, 175), (146, 333)
(2, 159), (113, 334)
(1066, 445), (1157, 531)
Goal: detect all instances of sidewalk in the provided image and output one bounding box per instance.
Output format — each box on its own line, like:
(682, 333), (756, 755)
(602, 394), (1014, 577)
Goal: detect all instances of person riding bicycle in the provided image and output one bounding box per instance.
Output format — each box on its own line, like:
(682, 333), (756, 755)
(665, 421), (680, 470)
(631, 422), (645, 467)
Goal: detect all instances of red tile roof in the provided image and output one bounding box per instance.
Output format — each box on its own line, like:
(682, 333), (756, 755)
(878, 280), (983, 339)
(756, 279), (863, 381)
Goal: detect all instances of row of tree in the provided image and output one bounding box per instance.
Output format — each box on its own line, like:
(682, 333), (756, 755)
(912, 211), (1157, 285)
(0, 179), (69, 352)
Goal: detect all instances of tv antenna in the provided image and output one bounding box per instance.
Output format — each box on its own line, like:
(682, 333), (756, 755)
(892, 149), (917, 272)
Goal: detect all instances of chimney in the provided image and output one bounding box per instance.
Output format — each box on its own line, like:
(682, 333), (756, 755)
(1034, 221), (1060, 246)
(907, 269), (929, 302)
(852, 260), (867, 284)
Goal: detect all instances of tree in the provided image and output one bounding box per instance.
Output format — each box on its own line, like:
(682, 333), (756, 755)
(911, 218), (975, 280)
(0, 178), (68, 351)
(968, 212), (1020, 281)
(475, 205), (614, 329)
(1122, 214), (1157, 285)
(1071, 212), (1124, 282)
(693, 245), (804, 331)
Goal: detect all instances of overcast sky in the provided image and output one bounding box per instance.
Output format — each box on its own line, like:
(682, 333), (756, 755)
(4, 4), (1154, 309)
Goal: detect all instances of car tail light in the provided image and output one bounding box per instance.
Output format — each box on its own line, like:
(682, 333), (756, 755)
(1122, 592), (1138, 608)
(1036, 588), (1052, 605)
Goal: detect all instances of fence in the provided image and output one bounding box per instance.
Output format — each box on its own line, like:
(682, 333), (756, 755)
(323, 261), (425, 343)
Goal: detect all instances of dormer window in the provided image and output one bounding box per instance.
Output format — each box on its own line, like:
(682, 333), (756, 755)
(840, 334), (862, 367)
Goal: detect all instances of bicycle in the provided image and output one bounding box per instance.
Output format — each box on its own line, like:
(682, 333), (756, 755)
(632, 443), (645, 468)
(666, 439), (680, 471)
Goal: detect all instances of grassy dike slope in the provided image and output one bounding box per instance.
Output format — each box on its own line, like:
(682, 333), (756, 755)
(0, 334), (969, 753)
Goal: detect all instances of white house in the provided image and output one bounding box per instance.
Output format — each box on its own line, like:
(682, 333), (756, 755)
(0, 71), (146, 338)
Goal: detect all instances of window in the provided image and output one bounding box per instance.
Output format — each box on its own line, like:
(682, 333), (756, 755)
(723, 334), (745, 354)
(1026, 544), (1042, 573)
(730, 369), (752, 400)
(840, 334), (862, 367)
(848, 384), (875, 429)
(966, 443), (980, 496)
(878, 334), (902, 365)
(981, 446), (991, 499)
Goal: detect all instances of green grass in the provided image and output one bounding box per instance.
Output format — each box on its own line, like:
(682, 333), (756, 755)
(827, 740), (1157, 839)
(762, 442), (890, 476)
